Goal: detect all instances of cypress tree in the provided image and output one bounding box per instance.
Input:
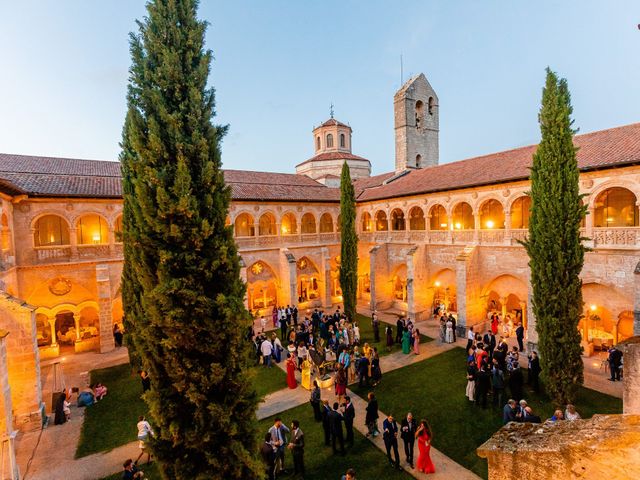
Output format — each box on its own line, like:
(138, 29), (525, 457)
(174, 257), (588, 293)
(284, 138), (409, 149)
(339, 162), (358, 321)
(119, 1), (262, 478)
(524, 68), (586, 405)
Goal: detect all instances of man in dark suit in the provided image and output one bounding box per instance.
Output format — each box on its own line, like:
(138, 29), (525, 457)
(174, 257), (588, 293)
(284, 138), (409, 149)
(260, 432), (276, 480)
(288, 420), (305, 477)
(329, 402), (345, 455)
(528, 351), (541, 392)
(608, 346), (623, 381)
(321, 400), (331, 446)
(372, 312), (380, 343)
(502, 399), (517, 425)
(343, 396), (356, 447)
(382, 414), (401, 470)
(358, 355), (370, 387)
(396, 317), (404, 344)
(400, 412), (417, 468)
(515, 322), (525, 352)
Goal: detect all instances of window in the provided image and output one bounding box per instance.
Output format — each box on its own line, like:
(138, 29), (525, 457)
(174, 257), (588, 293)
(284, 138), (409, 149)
(409, 207), (425, 230)
(301, 213), (316, 234)
(375, 211), (388, 231)
(594, 187), (638, 227)
(319, 213), (333, 233)
(340, 133), (345, 148)
(361, 212), (372, 232)
(511, 196), (531, 229)
(390, 209), (405, 230)
(326, 134), (333, 148)
(415, 100), (424, 128)
(234, 213), (255, 237)
(76, 214), (108, 244)
(316, 136), (321, 151)
(480, 199), (505, 229)
(416, 154), (422, 168)
(281, 213), (297, 235)
(428, 97), (434, 115)
(452, 202), (474, 230)
(429, 205), (448, 230)
(114, 215), (123, 243)
(258, 212), (277, 235)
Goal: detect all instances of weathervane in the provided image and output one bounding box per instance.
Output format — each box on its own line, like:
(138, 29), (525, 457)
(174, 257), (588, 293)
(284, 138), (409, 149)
(330, 102), (334, 119)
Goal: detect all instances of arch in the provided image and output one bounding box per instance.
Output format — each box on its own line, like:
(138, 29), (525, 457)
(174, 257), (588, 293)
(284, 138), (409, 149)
(76, 213), (109, 244)
(361, 212), (372, 232)
(326, 133), (334, 148)
(429, 204), (448, 230)
(390, 208), (405, 231)
(319, 213), (333, 233)
(510, 196), (531, 229)
(415, 154), (422, 168)
(593, 187), (638, 227)
(234, 212), (255, 237)
(316, 136), (321, 151)
(281, 212), (297, 235)
(582, 282), (634, 344)
(479, 199), (505, 229)
(428, 96), (434, 115)
(340, 133), (346, 148)
(247, 261), (279, 311)
(452, 202), (474, 230)
(392, 264), (408, 302)
(415, 100), (424, 128)
(225, 215), (231, 227)
(408, 206), (425, 230)
(375, 210), (388, 231)
(34, 214), (71, 247)
(483, 274), (528, 322)
(297, 256), (320, 303)
(258, 212), (277, 236)
(432, 268), (457, 312)
(301, 213), (317, 234)
(114, 214), (123, 243)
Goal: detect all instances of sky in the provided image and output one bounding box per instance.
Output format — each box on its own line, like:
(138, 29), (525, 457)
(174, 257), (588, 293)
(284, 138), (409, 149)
(0, 1), (638, 175)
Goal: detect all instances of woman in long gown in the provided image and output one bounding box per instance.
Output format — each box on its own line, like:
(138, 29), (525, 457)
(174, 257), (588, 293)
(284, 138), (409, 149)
(445, 319), (453, 344)
(401, 328), (411, 354)
(413, 329), (421, 355)
(385, 325), (394, 352)
(415, 420), (436, 474)
(334, 364), (347, 403)
(286, 353), (297, 389)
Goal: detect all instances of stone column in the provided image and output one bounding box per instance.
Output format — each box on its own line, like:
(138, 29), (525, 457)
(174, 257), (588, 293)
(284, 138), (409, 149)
(49, 316), (57, 347)
(500, 297), (507, 320)
(96, 264), (115, 353)
(321, 248), (332, 309)
(406, 247), (417, 320)
(504, 212), (512, 244)
(585, 206), (594, 241)
(239, 258), (249, 311)
(69, 228), (78, 260)
(621, 337), (640, 414)
(107, 227), (116, 257)
(634, 261), (640, 336)
(519, 301), (527, 330)
(0, 331), (20, 480)
(73, 313), (81, 342)
(369, 245), (380, 311)
(473, 211), (480, 244)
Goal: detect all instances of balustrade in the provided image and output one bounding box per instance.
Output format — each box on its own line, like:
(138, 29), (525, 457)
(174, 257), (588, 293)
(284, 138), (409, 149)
(592, 227), (639, 248)
(33, 246), (72, 264)
(479, 230), (505, 245)
(429, 230), (449, 244)
(452, 230), (474, 244)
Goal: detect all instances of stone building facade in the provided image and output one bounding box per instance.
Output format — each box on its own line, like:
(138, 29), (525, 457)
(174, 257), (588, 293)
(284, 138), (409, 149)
(0, 72), (638, 432)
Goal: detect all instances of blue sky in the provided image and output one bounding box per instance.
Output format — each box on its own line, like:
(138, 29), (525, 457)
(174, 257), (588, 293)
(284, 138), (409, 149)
(0, 1), (638, 174)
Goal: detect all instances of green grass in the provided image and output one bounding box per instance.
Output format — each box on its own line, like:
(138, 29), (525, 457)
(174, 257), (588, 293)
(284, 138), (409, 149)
(99, 462), (161, 480)
(350, 347), (622, 479)
(76, 363), (147, 458)
(355, 313), (432, 358)
(252, 364), (288, 399)
(258, 402), (409, 480)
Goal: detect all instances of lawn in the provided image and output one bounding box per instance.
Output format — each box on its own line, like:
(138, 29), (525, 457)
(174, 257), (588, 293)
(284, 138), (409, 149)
(355, 313), (432, 358)
(258, 402), (409, 480)
(76, 363), (147, 458)
(252, 363), (288, 399)
(350, 347), (622, 479)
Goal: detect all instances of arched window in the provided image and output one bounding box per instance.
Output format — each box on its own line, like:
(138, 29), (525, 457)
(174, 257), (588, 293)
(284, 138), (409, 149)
(429, 205), (448, 230)
(390, 209), (405, 230)
(316, 136), (321, 151)
(234, 213), (255, 237)
(511, 196), (531, 229)
(301, 213), (316, 234)
(326, 134), (334, 148)
(258, 212), (277, 235)
(480, 199), (505, 229)
(281, 213), (297, 235)
(319, 213), (333, 233)
(452, 202), (474, 230)
(337, 214), (342, 232)
(428, 96), (434, 115)
(114, 215), (123, 243)
(361, 212), (372, 232)
(415, 154), (422, 168)
(76, 214), (108, 244)
(375, 211), (388, 231)
(415, 100), (424, 129)
(409, 207), (425, 230)
(594, 187), (638, 227)
(339, 133), (345, 148)
(1, 213), (10, 251)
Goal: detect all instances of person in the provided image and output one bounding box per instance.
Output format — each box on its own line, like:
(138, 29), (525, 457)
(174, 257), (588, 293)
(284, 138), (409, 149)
(475, 364), (490, 409)
(413, 329), (421, 355)
(565, 404), (581, 421)
(310, 380), (322, 421)
(53, 389), (68, 425)
(260, 316), (267, 333)
(608, 346), (623, 381)
(550, 410), (564, 422)
(466, 360), (477, 402)
(269, 417), (290, 476)
(508, 362), (524, 402)
(343, 396), (355, 447)
(396, 317), (404, 344)
(261, 337), (273, 368)
(321, 400), (332, 446)
(113, 323), (124, 348)
(382, 414), (401, 470)
(491, 362), (505, 407)
(528, 351), (541, 392)
(491, 314), (499, 335)
(372, 312), (380, 342)
(466, 326), (474, 352)
(400, 412), (417, 468)
(334, 364), (347, 403)
(515, 322), (525, 352)
(135, 415), (154, 464)
(503, 399), (517, 424)
(371, 348), (382, 386)
(523, 406), (541, 423)
(286, 353), (297, 389)
(272, 306), (278, 329)
(401, 328), (411, 354)
(450, 315), (457, 342)
(139, 370), (151, 393)
(94, 383), (108, 401)
(365, 392), (379, 437)
(357, 353), (370, 387)
(288, 419), (305, 477)
(329, 402), (345, 455)
(77, 386), (95, 407)
(341, 468), (356, 480)
(122, 458), (144, 480)
(385, 324), (394, 352)
(516, 399), (528, 422)
(415, 419), (435, 474)
(260, 432), (276, 480)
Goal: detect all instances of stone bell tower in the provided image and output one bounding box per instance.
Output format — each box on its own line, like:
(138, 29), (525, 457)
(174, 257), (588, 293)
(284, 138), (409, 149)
(394, 73), (439, 171)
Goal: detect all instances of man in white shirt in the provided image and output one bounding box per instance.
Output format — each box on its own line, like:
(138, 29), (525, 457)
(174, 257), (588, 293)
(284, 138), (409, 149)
(261, 337), (273, 367)
(466, 326), (475, 352)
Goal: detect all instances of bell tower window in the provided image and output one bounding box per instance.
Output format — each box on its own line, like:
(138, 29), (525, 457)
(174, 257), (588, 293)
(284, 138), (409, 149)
(416, 154), (422, 168)
(340, 133), (345, 148)
(326, 134), (333, 148)
(415, 100), (424, 129)
(428, 96), (434, 115)
(316, 136), (321, 151)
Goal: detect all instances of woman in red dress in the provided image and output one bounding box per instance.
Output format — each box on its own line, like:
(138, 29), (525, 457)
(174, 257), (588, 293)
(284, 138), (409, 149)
(334, 364), (347, 403)
(415, 419), (435, 474)
(286, 353), (297, 389)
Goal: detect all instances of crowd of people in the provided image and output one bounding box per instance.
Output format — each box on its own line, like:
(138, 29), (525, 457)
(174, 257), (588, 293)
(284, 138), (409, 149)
(53, 382), (109, 425)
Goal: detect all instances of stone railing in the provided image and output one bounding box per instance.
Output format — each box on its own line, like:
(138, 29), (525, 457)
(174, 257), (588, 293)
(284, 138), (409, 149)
(235, 232), (341, 251)
(408, 230), (427, 242)
(429, 230), (449, 244)
(592, 227), (639, 249)
(479, 229), (505, 245)
(510, 229), (528, 244)
(32, 246), (72, 264)
(452, 230), (474, 244)
(388, 231), (408, 243)
(77, 244), (111, 259)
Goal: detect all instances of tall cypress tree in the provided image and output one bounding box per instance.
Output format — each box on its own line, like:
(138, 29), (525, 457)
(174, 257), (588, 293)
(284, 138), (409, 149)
(339, 162), (358, 321)
(119, 1), (262, 478)
(524, 68), (586, 405)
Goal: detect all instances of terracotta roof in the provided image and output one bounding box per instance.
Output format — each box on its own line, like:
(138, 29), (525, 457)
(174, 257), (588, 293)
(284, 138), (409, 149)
(318, 118), (350, 128)
(355, 123), (640, 202)
(296, 151), (371, 169)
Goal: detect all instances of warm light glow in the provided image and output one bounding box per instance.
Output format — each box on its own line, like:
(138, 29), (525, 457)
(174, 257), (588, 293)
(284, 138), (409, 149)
(440, 223), (447, 228)
(281, 226), (288, 234)
(434, 281), (441, 287)
(590, 304), (597, 311)
(454, 222), (462, 230)
(92, 233), (101, 244)
(49, 234), (55, 243)
(486, 220), (495, 229)
(592, 362), (599, 367)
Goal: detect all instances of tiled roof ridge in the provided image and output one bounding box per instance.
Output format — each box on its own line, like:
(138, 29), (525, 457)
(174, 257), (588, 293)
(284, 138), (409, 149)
(0, 153), (120, 176)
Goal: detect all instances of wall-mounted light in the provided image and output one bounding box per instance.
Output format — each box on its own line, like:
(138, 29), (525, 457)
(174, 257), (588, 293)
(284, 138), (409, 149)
(486, 220), (495, 229)
(435, 281), (441, 287)
(590, 304), (597, 312)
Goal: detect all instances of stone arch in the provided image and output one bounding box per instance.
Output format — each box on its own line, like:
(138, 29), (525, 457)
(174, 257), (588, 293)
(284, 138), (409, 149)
(301, 212), (317, 234)
(32, 213), (72, 247)
(258, 211), (277, 236)
(390, 208), (406, 230)
(75, 212), (110, 244)
(479, 198), (505, 229)
(360, 211), (373, 232)
(482, 274), (528, 322)
(582, 282), (633, 344)
(280, 211), (298, 235)
(391, 264), (408, 302)
(592, 187), (638, 227)
(429, 204), (448, 230)
(451, 201), (474, 230)
(375, 210), (388, 231)
(247, 260), (279, 312)
(319, 213), (333, 233)
(234, 212), (255, 237)
(510, 195), (531, 229)
(432, 268), (457, 312)
(408, 206), (425, 230)
(587, 179), (640, 210)
(297, 256), (321, 304)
